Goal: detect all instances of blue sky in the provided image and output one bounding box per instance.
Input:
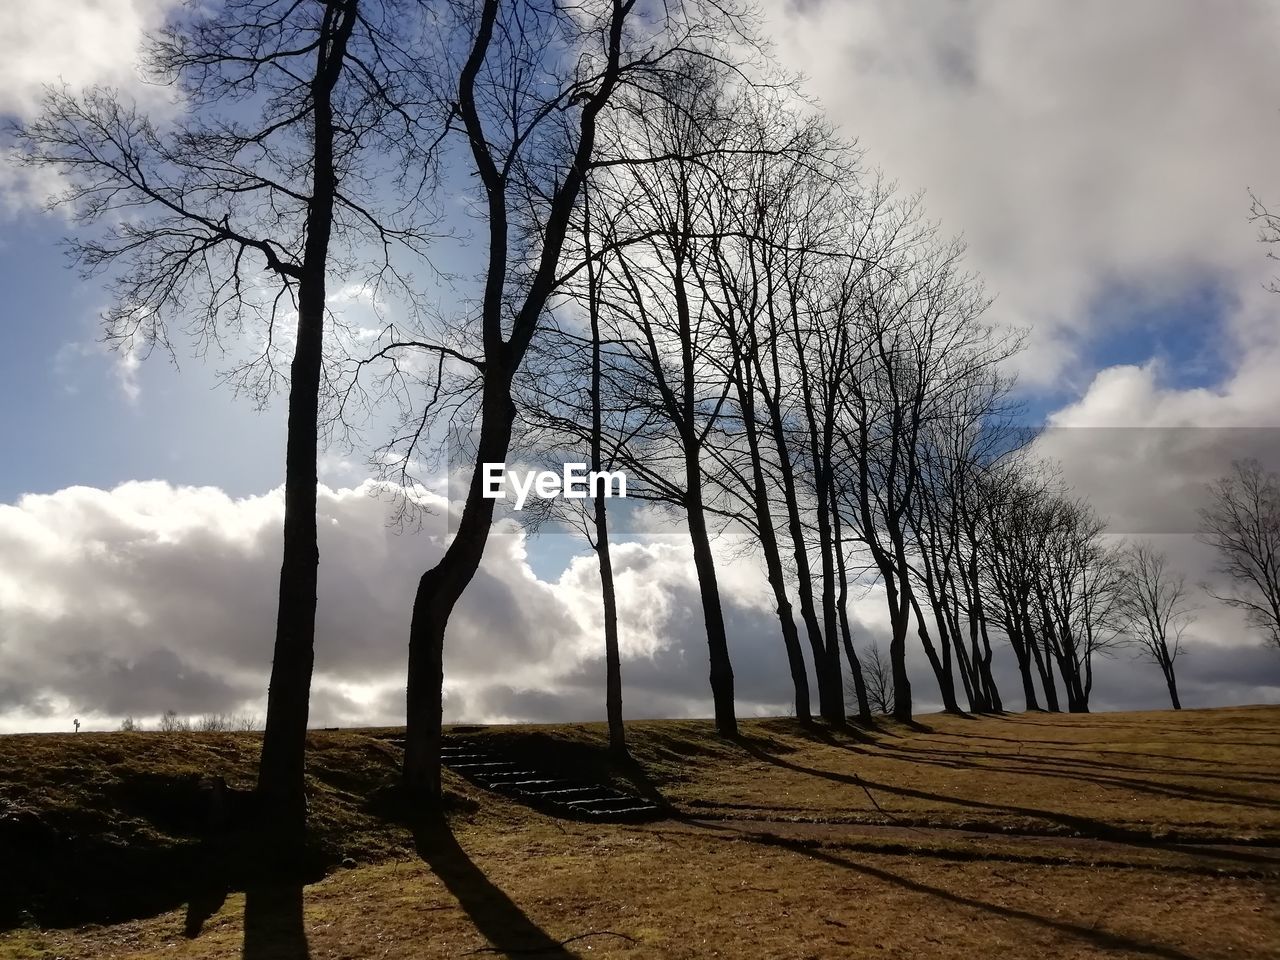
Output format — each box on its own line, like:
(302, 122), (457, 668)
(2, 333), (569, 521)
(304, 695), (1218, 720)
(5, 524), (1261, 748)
(0, 208), (1246, 505)
(0, 210), (287, 502)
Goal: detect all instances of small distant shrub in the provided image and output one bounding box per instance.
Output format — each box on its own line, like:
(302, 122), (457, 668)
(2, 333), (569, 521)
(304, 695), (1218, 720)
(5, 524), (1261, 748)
(232, 713), (261, 732)
(119, 716), (142, 732)
(158, 710), (191, 733)
(197, 713), (231, 732)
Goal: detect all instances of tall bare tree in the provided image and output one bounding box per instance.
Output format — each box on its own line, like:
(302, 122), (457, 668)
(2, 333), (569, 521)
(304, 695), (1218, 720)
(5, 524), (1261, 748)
(15, 0), (431, 839)
(1119, 541), (1194, 709)
(1198, 458), (1280, 651)
(391, 0), (753, 802)
(855, 640), (894, 716)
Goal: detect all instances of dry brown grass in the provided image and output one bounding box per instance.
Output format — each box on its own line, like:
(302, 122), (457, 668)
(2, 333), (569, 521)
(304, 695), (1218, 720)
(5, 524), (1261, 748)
(2, 705), (1278, 959)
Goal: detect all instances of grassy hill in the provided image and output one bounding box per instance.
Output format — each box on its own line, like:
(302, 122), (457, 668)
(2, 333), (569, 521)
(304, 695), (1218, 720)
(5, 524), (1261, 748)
(2, 706), (1278, 958)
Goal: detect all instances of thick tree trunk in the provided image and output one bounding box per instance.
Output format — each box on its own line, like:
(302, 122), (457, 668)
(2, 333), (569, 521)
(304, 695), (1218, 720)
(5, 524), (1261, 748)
(404, 384), (515, 803)
(685, 458), (737, 737)
(889, 620), (913, 721)
(884, 577), (913, 721)
(1164, 663), (1182, 710)
(1007, 626), (1041, 711)
(257, 284), (323, 839)
(256, 1), (356, 841)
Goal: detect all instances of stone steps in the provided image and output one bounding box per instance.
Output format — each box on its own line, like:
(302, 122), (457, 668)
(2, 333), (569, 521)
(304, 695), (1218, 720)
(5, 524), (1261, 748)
(380, 736), (664, 823)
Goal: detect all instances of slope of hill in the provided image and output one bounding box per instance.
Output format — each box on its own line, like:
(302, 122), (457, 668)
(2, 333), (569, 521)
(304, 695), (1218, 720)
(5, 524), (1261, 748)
(2, 706), (1278, 958)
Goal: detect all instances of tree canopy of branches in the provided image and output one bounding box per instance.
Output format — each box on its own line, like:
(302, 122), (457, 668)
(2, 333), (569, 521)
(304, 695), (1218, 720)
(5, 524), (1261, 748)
(1119, 541), (1194, 709)
(1199, 459), (1280, 651)
(369, 0), (759, 804)
(15, 0), (438, 841)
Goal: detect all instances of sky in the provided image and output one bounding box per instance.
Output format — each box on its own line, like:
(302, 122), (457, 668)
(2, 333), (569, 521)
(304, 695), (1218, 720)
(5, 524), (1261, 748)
(1, 0), (1279, 732)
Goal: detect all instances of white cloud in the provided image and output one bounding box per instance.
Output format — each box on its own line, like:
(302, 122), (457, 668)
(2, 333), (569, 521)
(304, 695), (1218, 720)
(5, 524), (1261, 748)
(0, 479), (1275, 734)
(763, 0), (1280, 385)
(0, 0), (178, 118)
(0, 481), (816, 732)
(0, 0), (181, 216)
(54, 337), (148, 404)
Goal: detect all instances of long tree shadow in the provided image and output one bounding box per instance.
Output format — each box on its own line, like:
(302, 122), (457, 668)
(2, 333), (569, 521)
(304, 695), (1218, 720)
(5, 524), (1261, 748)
(737, 742), (1274, 855)
(242, 883), (309, 960)
(864, 740), (1280, 810)
(802, 726), (1280, 813)
(414, 816), (578, 959)
(732, 830), (1204, 960)
(931, 725), (1280, 767)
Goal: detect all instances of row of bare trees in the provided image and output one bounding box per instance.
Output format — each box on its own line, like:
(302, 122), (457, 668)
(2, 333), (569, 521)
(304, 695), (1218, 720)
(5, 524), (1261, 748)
(513, 54), (1177, 734)
(16, 0), (763, 841)
(15, 0), (1280, 852)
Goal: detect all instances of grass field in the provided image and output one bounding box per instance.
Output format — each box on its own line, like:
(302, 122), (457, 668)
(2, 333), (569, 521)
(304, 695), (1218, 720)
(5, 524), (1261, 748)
(2, 706), (1278, 958)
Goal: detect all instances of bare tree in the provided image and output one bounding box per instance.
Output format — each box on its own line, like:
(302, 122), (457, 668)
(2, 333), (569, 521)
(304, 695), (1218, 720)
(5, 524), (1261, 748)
(855, 641), (894, 716)
(594, 61), (746, 737)
(1119, 541), (1194, 709)
(159, 710), (192, 733)
(981, 464), (1051, 710)
(15, 0), (432, 838)
(1198, 458), (1280, 651)
(392, 0), (755, 803)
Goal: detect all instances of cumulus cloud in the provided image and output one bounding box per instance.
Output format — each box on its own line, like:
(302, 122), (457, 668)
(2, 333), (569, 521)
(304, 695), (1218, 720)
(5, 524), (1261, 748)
(763, 0), (1280, 385)
(1, 480), (1275, 734)
(0, 0), (178, 119)
(0, 1), (182, 215)
(0, 482), (823, 732)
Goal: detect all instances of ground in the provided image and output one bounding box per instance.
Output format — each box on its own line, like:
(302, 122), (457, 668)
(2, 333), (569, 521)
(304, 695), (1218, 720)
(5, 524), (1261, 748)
(1, 706), (1277, 958)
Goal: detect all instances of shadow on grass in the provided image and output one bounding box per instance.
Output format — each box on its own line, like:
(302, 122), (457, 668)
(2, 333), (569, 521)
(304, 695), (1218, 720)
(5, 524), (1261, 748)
(413, 815), (579, 959)
(737, 736), (1139, 834)
(242, 883), (309, 960)
(733, 829), (1203, 960)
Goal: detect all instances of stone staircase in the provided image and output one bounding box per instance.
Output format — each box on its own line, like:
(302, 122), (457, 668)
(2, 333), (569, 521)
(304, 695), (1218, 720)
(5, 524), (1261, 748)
(437, 737), (665, 823)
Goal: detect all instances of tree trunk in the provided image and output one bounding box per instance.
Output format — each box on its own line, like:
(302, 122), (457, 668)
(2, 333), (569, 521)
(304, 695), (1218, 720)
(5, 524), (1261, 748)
(752, 312), (838, 720)
(257, 281), (323, 838)
(1164, 662), (1182, 710)
(595, 483), (626, 753)
(910, 593), (959, 712)
(1028, 635), (1060, 712)
(813, 492), (845, 723)
(977, 617), (1003, 712)
(830, 498), (870, 723)
(730, 353), (810, 722)
(586, 198), (626, 757)
(884, 576), (913, 721)
(685, 470), (737, 736)
(404, 383), (516, 803)
(889, 620), (913, 721)
(256, 1), (356, 841)
(1007, 625), (1041, 711)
